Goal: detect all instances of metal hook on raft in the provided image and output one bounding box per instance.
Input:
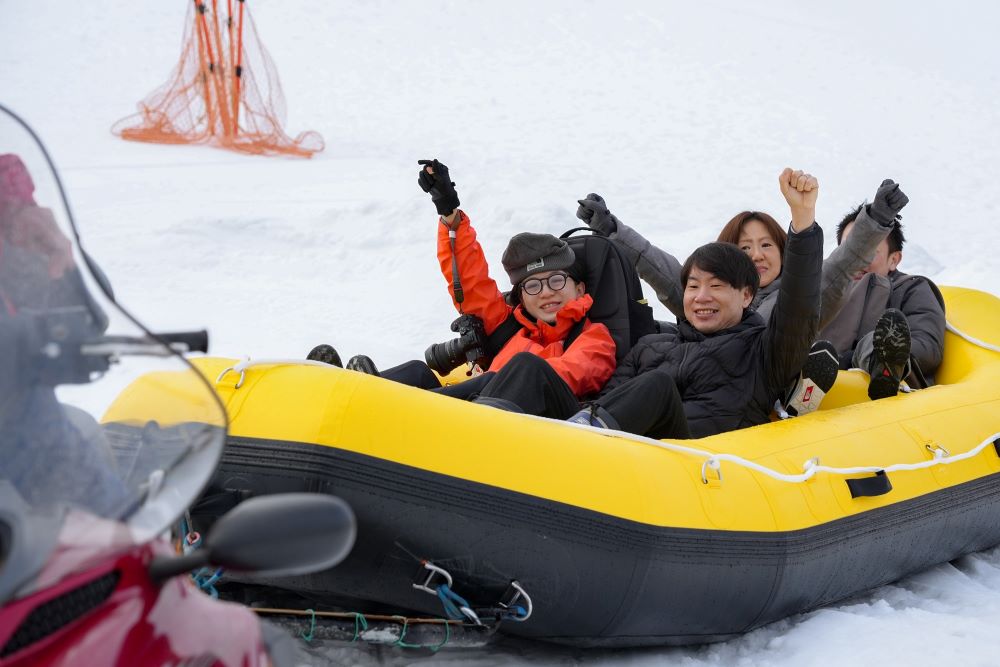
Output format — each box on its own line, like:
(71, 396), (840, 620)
(925, 443), (950, 459)
(701, 457), (723, 484)
(498, 580), (533, 622)
(413, 560), (453, 595)
(216, 364), (247, 388)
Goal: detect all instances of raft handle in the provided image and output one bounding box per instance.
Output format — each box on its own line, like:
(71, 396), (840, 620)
(993, 438), (1000, 458)
(846, 470), (892, 498)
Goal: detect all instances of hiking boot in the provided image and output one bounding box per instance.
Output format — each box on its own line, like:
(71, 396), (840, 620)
(306, 344), (342, 367)
(346, 354), (380, 376)
(867, 309), (911, 401)
(781, 340), (839, 417)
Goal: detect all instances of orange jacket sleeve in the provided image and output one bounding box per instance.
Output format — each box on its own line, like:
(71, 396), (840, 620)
(436, 211), (513, 333)
(545, 321), (617, 396)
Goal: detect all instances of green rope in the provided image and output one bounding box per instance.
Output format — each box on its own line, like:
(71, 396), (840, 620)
(391, 615), (451, 652)
(429, 618), (451, 652)
(351, 612), (368, 642)
(393, 616), (419, 649)
(300, 608), (316, 643)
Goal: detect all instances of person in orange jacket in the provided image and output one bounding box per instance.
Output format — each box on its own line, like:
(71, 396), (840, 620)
(313, 159), (617, 419)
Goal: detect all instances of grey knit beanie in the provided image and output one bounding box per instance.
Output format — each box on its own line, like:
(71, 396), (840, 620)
(501, 232), (576, 286)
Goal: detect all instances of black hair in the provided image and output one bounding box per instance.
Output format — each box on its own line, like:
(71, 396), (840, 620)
(680, 242), (759, 298)
(837, 203), (906, 255)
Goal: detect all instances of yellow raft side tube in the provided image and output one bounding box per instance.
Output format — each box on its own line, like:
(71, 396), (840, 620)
(103, 286), (1000, 534)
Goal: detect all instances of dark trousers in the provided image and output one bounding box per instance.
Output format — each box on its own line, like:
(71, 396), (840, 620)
(595, 369), (690, 440)
(476, 352), (580, 419)
(382, 359), (496, 400)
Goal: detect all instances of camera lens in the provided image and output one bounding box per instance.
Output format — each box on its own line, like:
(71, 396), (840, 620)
(424, 337), (467, 375)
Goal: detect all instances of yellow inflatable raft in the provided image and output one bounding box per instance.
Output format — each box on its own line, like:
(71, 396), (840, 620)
(105, 286), (1000, 647)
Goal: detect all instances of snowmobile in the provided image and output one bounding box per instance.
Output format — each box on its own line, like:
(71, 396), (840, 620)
(0, 104), (356, 666)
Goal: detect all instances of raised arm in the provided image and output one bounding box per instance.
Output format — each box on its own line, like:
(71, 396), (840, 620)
(765, 169), (824, 390)
(577, 194), (685, 319)
(819, 179), (908, 327)
(419, 159), (512, 333)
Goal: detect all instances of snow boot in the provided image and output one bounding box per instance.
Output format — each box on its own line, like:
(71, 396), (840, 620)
(867, 309), (911, 401)
(781, 340), (839, 417)
(307, 344), (342, 367)
(346, 354), (380, 376)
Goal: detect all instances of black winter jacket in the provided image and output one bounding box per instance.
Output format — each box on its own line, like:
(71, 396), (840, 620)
(601, 222), (824, 438)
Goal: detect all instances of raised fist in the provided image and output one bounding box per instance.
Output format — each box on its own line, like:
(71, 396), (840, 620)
(869, 179), (908, 225)
(576, 193), (618, 236)
(417, 159), (460, 216)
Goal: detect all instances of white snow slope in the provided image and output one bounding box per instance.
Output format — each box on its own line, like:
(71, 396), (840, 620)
(3, 1), (1000, 665)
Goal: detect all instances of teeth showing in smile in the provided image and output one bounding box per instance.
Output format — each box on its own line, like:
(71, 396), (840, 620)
(695, 309), (717, 315)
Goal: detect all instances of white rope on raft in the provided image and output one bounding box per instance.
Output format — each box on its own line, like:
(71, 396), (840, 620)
(565, 423), (1000, 485)
(947, 320), (1000, 354)
(216, 357), (333, 388)
(217, 320), (1000, 479)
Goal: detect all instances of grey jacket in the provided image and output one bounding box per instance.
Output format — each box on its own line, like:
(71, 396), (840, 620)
(818, 269), (946, 382)
(600, 205), (892, 329)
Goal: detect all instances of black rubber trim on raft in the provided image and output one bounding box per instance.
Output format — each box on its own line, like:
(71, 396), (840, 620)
(846, 470), (893, 498)
(203, 435), (1000, 648)
(216, 435), (1000, 556)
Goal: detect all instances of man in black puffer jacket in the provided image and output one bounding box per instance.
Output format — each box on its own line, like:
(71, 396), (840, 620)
(567, 168), (824, 439)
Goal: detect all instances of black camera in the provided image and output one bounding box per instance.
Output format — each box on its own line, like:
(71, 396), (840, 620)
(424, 314), (488, 375)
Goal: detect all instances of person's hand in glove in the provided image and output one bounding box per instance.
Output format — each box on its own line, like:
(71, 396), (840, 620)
(576, 193), (618, 236)
(869, 179), (909, 226)
(418, 159), (461, 218)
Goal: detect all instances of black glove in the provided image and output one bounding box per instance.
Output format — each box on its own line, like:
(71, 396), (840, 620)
(869, 179), (908, 225)
(417, 159), (460, 216)
(576, 193), (618, 236)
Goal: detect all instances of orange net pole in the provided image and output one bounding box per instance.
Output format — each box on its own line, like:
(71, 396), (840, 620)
(208, 0), (234, 138)
(232, 0), (246, 134)
(193, 0), (218, 135)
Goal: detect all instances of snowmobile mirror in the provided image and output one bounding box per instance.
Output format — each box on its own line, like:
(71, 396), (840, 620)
(149, 493), (356, 583)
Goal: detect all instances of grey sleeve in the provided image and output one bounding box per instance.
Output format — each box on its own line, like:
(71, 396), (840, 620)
(609, 217), (686, 320)
(818, 205), (892, 329)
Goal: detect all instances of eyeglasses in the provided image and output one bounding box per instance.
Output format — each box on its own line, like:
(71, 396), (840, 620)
(520, 273), (571, 295)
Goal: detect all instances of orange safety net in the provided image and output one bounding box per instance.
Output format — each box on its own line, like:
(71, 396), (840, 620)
(113, 0), (323, 158)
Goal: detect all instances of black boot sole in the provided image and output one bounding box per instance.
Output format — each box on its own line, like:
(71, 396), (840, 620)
(868, 309), (911, 401)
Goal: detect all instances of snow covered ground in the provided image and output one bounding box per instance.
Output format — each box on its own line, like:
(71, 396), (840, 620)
(4, 1), (1000, 665)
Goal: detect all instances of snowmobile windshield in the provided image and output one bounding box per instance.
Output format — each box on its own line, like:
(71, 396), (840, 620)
(0, 107), (226, 543)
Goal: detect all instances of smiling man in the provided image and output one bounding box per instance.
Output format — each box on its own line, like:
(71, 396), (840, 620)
(567, 168), (823, 439)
